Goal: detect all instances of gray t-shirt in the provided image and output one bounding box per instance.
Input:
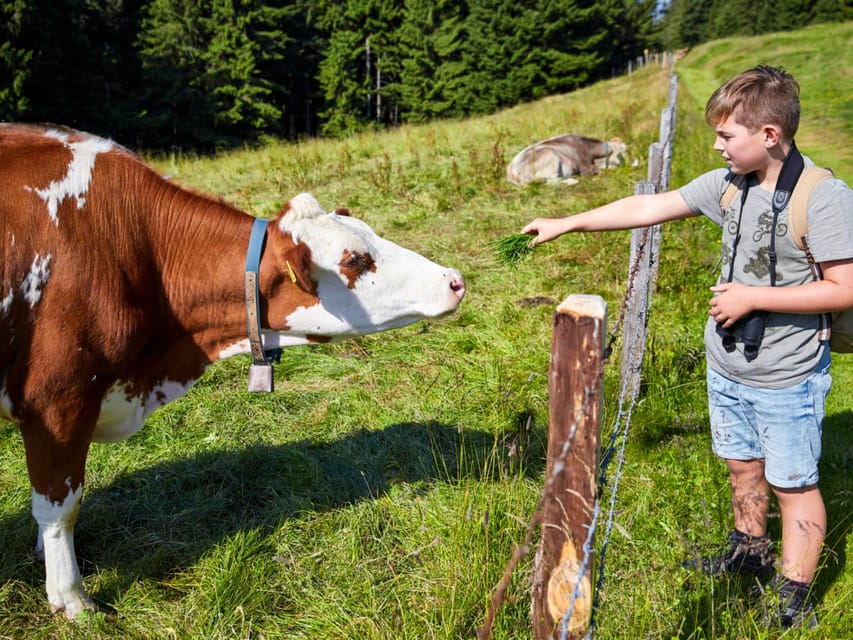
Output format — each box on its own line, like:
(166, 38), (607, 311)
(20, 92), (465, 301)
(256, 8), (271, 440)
(679, 161), (853, 388)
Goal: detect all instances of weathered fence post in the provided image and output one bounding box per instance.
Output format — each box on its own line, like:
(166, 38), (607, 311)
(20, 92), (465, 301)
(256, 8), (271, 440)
(646, 142), (663, 187)
(621, 182), (659, 397)
(658, 75), (678, 192)
(532, 294), (607, 640)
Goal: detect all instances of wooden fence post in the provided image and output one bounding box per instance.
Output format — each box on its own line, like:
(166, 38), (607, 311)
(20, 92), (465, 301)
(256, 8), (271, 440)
(621, 182), (659, 396)
(531, 294), (607, 640)
(646, 143), (662, 186)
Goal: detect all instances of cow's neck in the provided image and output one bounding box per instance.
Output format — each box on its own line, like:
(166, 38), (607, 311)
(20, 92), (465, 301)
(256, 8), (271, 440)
(149, 184), (272, 365)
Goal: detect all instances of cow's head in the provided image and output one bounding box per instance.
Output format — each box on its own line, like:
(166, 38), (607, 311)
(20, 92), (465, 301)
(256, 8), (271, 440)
(267, 193), (465, 343)
(596, 137), (627, 170)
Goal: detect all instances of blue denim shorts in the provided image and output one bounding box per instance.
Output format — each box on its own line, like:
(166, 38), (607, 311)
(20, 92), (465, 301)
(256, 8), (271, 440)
(706, 347), (832, 489)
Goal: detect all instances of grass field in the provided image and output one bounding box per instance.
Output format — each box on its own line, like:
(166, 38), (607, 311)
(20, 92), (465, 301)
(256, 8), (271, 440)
(1, 21), (850, 639)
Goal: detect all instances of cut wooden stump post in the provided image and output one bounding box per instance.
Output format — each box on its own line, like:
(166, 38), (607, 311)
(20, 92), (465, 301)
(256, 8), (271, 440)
(532, 294), (606, 640)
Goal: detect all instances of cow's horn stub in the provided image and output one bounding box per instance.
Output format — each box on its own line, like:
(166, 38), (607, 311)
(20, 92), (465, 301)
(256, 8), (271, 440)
(282, 193), (325, 220)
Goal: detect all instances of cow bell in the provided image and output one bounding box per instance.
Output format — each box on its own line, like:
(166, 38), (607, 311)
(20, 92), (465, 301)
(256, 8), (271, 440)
(248, 361), (274, 393)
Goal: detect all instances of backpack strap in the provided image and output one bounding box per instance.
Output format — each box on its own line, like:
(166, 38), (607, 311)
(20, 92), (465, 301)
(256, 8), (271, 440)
(788, 166), (834, 251)
(719, 173), (746, 215)
(787, 165), (834, 343)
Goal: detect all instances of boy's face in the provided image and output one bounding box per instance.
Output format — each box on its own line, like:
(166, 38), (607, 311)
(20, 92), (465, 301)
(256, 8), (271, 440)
(712, 114), (770, 175)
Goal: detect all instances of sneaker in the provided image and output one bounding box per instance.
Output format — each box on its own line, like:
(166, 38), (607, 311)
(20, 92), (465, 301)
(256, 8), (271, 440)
(682, 529), (775, 578)
(765, 574), (819, 630)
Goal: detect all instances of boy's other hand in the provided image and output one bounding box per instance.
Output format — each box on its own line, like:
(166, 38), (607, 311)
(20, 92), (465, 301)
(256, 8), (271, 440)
(709, 283), (756, 327)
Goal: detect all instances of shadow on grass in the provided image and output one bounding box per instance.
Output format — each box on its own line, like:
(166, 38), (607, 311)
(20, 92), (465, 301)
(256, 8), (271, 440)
(0, 419), (546, 603)
(672, 573), (771, 639)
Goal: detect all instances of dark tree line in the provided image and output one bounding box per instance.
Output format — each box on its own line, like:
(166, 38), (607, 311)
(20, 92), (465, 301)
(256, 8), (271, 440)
(1, 0), (846, 151)
(659, 0), (851, 49)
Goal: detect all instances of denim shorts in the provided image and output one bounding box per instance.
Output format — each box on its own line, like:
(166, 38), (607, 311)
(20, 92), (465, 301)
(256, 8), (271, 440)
(706, 347), (832, 489)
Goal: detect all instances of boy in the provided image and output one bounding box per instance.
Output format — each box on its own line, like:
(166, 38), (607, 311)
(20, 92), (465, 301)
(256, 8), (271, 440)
(521, 65), (853, 629)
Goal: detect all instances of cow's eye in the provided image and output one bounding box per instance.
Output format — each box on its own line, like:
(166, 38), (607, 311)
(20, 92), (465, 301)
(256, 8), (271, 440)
(339, 250), (376, 289)
(341, 251), (373, 273)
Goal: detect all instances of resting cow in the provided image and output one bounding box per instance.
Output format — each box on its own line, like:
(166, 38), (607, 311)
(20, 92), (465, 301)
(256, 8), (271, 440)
(506, 134), (627, 186)
(0, 123), (466, 618)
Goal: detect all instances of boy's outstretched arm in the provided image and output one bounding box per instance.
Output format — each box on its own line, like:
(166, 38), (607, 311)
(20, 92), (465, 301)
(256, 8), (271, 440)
(521, 190), (696, 246)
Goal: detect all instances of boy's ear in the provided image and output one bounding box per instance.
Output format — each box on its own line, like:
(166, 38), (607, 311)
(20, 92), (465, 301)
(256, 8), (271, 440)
(762, 124), (784, 147)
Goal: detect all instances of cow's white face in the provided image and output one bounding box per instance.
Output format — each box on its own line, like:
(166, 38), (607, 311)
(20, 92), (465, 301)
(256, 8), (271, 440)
(597, 138), (627, 170)
(274, 194), (465, 341)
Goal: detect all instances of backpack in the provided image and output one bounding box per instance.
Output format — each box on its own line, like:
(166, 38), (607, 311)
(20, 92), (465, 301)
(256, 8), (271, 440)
(719, 166), (853, 353)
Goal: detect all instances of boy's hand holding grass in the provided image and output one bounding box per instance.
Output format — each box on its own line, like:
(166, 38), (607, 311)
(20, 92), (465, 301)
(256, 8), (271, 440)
(492, 233), (537, 265)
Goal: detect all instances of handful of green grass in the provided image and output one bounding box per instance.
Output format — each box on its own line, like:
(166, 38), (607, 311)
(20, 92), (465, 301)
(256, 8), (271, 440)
(492, 233), (536, 265)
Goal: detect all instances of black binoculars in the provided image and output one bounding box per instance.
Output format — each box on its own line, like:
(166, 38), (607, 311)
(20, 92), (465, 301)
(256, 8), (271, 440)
(716, 311), (768, 362)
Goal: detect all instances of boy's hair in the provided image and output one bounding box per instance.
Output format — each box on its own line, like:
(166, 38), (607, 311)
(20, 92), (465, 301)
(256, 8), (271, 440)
(705, 65), (800, 140)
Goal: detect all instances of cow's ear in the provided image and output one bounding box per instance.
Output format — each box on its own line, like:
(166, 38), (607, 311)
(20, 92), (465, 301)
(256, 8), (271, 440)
(280, 241), (316, 295)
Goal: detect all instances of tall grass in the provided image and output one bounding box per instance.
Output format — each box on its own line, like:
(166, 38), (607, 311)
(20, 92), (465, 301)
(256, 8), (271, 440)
(0, 21), (850, 639)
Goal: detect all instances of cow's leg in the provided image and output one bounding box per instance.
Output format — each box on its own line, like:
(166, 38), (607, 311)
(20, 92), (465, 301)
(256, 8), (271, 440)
(31, 483), (95, 617)
(579, 159), (598, 177)
(22, 423), (97, 618)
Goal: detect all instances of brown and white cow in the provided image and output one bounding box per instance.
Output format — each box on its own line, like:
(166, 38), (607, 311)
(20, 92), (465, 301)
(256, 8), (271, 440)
(506, 134), (627, 186)
(0, 123), (465, 618)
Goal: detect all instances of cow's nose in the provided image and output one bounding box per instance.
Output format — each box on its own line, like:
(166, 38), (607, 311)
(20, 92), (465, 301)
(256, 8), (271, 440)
(449, 272), (466, 300)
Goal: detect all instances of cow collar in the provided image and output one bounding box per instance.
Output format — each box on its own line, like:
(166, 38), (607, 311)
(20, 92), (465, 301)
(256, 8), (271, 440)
(244, 218), (275, 392)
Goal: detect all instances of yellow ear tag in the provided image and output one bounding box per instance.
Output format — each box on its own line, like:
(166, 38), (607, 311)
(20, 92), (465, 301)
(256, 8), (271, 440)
(285, 260), (297, 284)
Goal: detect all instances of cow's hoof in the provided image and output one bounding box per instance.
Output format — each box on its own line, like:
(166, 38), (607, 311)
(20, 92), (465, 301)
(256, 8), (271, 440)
(50, 593), (101, 622)
(61, 602), (117, 623)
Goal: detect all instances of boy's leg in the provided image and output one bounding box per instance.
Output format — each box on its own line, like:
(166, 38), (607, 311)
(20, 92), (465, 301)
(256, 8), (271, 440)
(727, 458), (770, 537)
(758, 351), (829, 586)
(755, 352), (829, 630)
(682, 458), (774, 576)
(772, 484), (825, 583)
(706, 368), (771, 538)
(686, 368), (776, 576)
(764, 487), (823, 633)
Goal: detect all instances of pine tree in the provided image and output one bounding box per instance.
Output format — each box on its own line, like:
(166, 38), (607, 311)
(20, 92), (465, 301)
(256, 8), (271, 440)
(660, 0), (714, 48)
(598, 0), (661, 75)
(0, 1), (32, 120)
(137, 0), (314, 148)
(461, 0), (534, 112)
(137, 0), (215, 145)
(316, 0), (404, 136)
(397, 0), (468, 122)
(0, 0), (145, 139)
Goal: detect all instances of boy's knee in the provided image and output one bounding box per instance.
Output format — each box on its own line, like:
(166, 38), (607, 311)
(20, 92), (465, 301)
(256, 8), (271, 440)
(771, 483), (819, 495)
(726, 457), (766, 478)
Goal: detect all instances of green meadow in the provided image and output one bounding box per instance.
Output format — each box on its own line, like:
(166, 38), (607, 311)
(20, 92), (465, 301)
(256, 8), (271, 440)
(1, 21), (850, 639)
